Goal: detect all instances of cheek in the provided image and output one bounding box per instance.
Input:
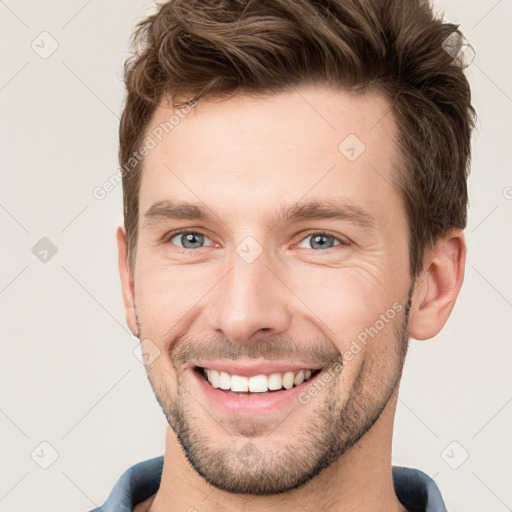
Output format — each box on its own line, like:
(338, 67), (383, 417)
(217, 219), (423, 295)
(135, 263), (214, 334)
(333, 304), (406, 400)
(289, 261), (401, 345)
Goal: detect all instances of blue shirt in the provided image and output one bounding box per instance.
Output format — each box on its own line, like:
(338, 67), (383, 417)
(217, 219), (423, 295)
(89, 456), (448, 512)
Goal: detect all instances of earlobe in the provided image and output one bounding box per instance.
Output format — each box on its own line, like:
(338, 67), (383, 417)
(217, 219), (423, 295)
(116, 226), (139, 337)
(408, 230), (466, 340)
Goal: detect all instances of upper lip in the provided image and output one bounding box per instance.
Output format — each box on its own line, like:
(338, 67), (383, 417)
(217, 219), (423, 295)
(190, 360), (322, 377)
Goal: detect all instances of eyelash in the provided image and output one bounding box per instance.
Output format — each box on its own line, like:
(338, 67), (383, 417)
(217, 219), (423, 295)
(165, 229), (348, 252)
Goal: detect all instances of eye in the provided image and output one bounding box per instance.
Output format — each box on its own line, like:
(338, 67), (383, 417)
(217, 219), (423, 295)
(167, 230), (214, 250)
(296, 231), (346, 250)
(165, 230), (347, 251)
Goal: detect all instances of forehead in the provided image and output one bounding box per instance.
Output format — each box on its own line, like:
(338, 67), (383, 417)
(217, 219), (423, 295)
(139, 87), (402, 225)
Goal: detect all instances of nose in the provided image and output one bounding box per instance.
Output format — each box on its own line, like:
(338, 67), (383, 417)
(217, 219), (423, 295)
(207, 247), (292, 344)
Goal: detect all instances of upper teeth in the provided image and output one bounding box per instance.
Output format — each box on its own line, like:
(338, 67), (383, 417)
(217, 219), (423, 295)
(203, 368), (314, 393)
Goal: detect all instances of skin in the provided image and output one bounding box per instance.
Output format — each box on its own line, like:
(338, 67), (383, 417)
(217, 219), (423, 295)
(117, 86), (466, 512)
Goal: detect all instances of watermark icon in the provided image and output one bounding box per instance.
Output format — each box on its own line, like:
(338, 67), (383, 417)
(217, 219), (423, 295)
(236, 441), (263, 468)
(133, 338), (161, 366)
(503, 186), (512, 200)
(441, 32), (475, 65)
(31, 31), (59, 59)
(32, 237), (58, 263)
(92, 100), (197, 201)
(31, 441), (59, 469)
(441, 441), (469, 469)
(338, 133), (366, 162)
(236, 235), (264, 264)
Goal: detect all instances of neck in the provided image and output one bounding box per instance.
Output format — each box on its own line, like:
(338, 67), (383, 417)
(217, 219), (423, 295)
(145, 389), (406, 512)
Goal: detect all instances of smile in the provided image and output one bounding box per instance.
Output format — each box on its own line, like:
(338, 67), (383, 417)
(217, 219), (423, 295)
(195, 366), (322, 395)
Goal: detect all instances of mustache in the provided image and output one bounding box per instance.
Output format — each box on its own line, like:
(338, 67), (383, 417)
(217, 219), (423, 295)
(170, 334), (341, 369)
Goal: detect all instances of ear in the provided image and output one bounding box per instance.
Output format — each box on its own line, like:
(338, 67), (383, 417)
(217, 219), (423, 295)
(116, 226), (139, 337)
(408, 230), (466, 340)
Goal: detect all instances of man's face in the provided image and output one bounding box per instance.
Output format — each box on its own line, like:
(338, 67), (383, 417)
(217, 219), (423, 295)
(128, 87), (415, 494)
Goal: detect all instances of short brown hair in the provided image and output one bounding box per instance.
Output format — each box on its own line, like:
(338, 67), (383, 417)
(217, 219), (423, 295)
(119, 0), (475, 278)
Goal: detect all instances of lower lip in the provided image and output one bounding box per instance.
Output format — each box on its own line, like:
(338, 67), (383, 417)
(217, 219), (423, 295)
(191, 368), (323, 416)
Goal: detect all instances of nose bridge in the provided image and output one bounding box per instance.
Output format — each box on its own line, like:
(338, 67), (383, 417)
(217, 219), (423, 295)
(209, 241), (291, 343)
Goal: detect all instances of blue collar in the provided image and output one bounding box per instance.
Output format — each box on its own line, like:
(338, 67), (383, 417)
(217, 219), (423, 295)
(90, 456), (447, 512)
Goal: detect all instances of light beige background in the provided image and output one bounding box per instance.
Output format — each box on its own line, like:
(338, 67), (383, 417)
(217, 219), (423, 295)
(0, 1), (511, 511)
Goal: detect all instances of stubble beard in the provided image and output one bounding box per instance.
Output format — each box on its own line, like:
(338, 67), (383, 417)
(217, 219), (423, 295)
(138, 289), (412, 495)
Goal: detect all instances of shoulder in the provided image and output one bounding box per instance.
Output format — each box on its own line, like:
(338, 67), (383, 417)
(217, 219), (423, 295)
(392, 466), (448, 512)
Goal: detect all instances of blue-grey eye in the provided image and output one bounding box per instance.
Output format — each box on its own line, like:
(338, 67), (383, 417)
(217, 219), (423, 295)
(297, 233), (342, 250)
(170, 232), (208, 249)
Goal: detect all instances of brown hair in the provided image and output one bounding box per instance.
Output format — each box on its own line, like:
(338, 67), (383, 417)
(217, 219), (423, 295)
(119, 0), (475, 278)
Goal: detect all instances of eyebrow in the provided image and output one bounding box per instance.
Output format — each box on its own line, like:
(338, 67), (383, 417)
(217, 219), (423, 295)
(143, 199), (377, 230)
